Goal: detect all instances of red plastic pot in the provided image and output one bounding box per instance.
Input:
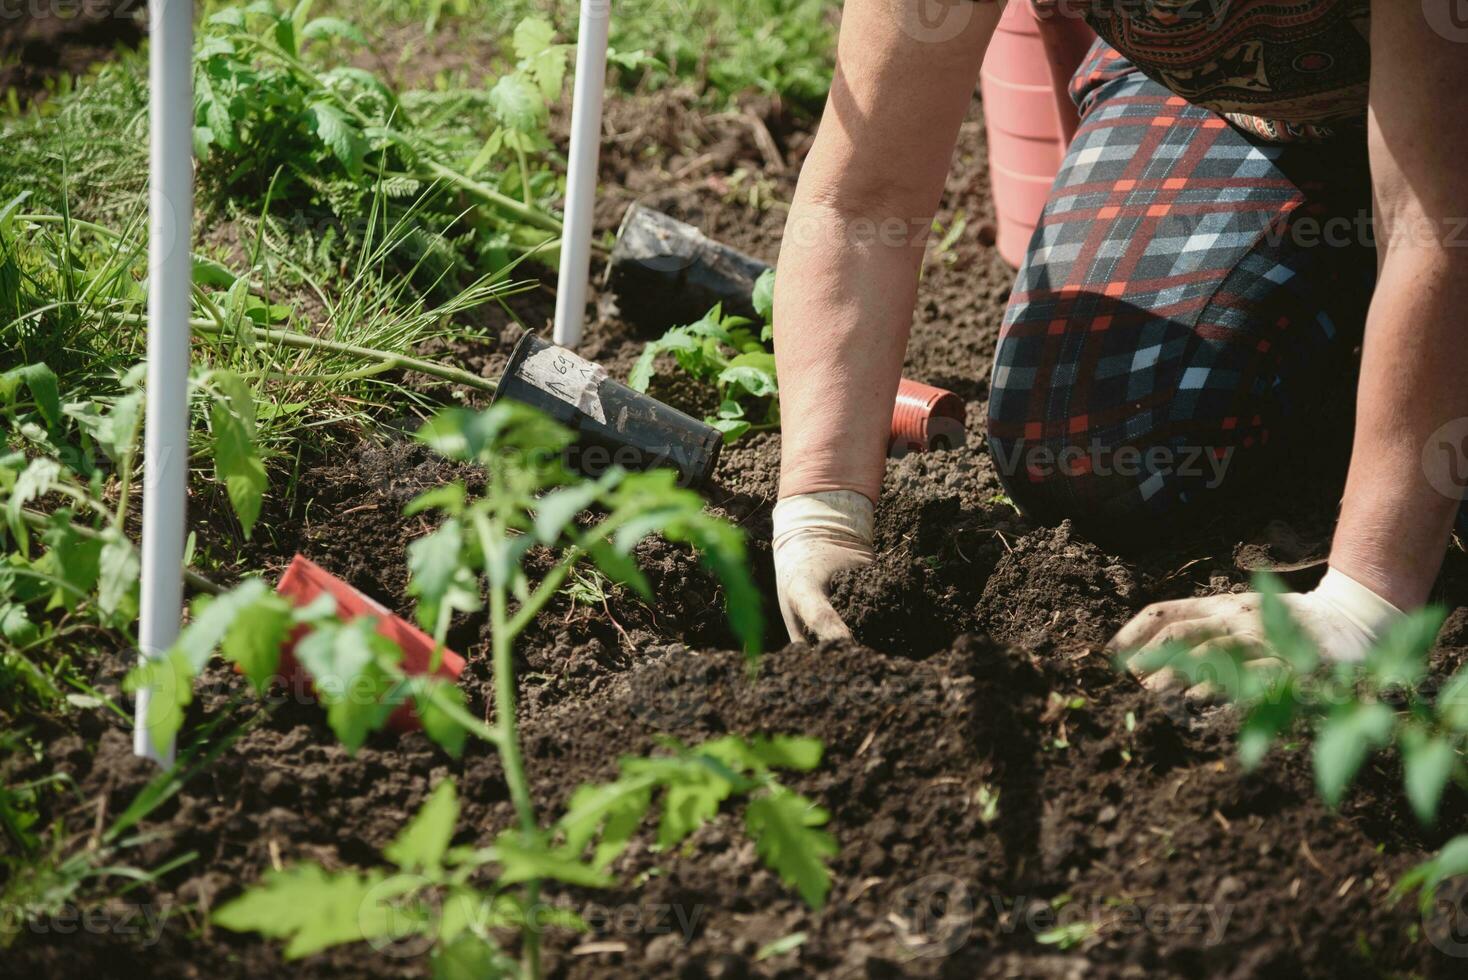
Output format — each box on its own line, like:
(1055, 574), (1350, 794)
(891, 378), (966, 454)
(980, 1), (1095, 267)
(275, 554), (465, 733)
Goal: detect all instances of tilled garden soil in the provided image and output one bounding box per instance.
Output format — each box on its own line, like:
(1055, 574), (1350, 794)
(12, 87), (1468, 980)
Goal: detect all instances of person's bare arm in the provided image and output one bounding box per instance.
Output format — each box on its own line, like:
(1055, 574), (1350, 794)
(775, 0), (1000, 503)
(1327, 0), (1468, 609)
(770, 0), (999, 641)
(1114, 0), (1468, 670)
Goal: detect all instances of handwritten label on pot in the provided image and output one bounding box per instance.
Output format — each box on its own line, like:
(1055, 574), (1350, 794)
(517, 344), (608, 424)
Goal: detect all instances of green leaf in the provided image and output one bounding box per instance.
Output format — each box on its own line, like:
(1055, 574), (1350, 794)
(210, 372), (266, 538)
(534, 481), (604, 544)
(432, 932), (515, 980)
(413, 678), (469, 758)
(756, 931), (806, 961)
(584, 539), (652, 601)
(405, 483), (467, 517)
(512, 17), (556, 61)
(1437, 668), (1468, 732)
(745, 789), (836, 909)
(221, 594), (292, 693)
(6, 457), (61, 556)
(1314, 702), (1395, 808)
(1253, 573), (1320, 674)
(173, 579), (273, 672)
(560, 777), (655, 869)
(213, 865), (421, 959)
(709, 417), (751, 442)
(385, 780), (459, 872)
(488, 75), (543, 133)
(124, 648), (196, 756)
(308, 103), (367, 178)
(302, 16), (366, 44)
(1367, 607), (1446, 691)
(1402, 731), (1457, 826)
(751, 268), (775, 322)
(293, 618), (402, 752)
(1396, 835), (1468, 913)
(97, 528), (139, 619)
(0, 363), (61, 429)
(494, 833), (613, 888)
(1238, 694), (1298, 771)
(407, 518), (479, 631)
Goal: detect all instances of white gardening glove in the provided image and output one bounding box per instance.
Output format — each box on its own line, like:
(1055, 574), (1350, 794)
(772, 490), (875, 643)
(1111, 567), (1404, 697)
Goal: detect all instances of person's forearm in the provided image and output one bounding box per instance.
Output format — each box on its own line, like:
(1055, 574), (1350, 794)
(774, 196), (928, 502)
(773, 0), (997, 502)
(1330, 243), (1468, 609)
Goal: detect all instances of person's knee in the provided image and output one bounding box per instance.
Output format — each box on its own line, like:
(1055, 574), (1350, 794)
(986, 397), (1262, 530)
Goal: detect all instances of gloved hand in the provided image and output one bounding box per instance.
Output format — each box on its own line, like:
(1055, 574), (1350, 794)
(772, 490), (875, 643)
(1109, 567), (1404, 696)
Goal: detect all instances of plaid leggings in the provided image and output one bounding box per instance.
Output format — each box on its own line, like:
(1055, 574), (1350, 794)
(987, 43), (1376, 529)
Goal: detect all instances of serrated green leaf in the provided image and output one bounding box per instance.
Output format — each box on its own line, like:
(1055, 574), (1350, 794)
(1314, 701), (1395, 808)
(308, 103), (367, 178)
(213, 865), (422, 958)
(745, 789), (836, 909)
(512, 17), (555, 61)
(488, 75), (543, 133)
(385, 779), (459, 871)
(560, 777), (655, 869)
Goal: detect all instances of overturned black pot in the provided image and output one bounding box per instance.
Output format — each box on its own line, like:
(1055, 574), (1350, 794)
(494, 332), (723, 488)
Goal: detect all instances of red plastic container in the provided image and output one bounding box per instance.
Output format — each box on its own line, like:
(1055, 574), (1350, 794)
(980, 1), (1095, 267)
(891, 378), (966, 454)
(276, 554), (465, 733)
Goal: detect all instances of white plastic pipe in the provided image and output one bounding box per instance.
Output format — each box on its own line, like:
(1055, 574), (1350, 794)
(552, 0), (611, 348)
(135, 0), (194, 766)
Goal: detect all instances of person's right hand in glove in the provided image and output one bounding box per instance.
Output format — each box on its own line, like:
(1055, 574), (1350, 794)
(773, 491), (874, 643)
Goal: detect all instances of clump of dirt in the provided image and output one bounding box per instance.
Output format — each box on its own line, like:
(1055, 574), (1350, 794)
(978, 522), (1140, 656)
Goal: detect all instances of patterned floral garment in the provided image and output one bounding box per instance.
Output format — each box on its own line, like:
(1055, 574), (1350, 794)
(1038, 0), (1372, 141)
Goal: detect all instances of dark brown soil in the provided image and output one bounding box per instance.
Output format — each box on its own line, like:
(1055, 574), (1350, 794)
(0, 0), (143, 105)
(10, 68), (1468, 980)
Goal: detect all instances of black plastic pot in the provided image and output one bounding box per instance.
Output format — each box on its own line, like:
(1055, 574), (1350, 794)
(495, 332), (723, 488)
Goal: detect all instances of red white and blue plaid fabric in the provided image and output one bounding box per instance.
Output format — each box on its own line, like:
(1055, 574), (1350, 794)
(987, 42), (1376, 529)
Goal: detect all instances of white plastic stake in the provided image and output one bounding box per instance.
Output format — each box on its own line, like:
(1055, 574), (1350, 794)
(552, 0), (611, 348)
(135, 0), (194, 766)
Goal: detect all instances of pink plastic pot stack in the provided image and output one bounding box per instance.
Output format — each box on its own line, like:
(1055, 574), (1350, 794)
(980, 2), (1096, 268)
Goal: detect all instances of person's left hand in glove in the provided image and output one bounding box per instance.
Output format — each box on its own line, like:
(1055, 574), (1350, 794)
(1109, 567), (1405, 699)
